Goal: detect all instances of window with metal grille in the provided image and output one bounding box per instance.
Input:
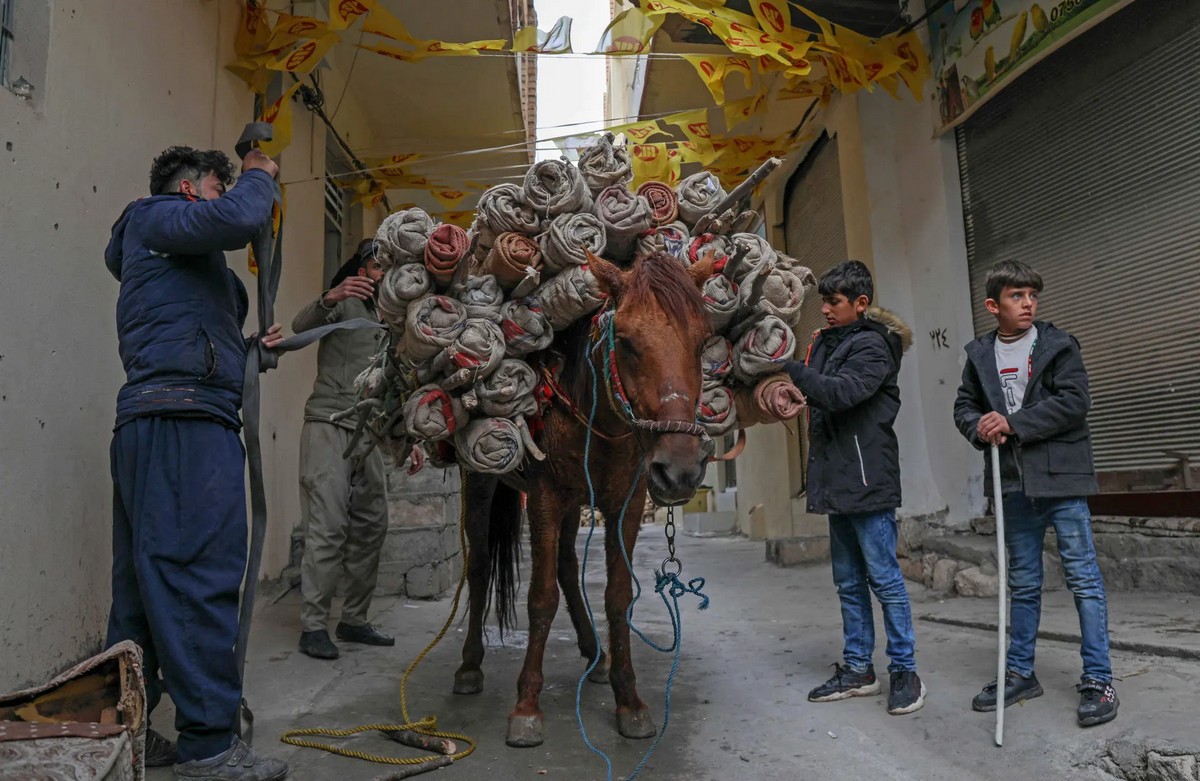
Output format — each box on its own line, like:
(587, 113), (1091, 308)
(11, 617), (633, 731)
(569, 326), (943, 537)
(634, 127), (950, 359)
(0, 0), (14, 88)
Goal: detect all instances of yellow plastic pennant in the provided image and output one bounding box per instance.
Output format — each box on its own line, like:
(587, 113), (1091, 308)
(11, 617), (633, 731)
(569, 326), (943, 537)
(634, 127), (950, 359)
(629, 143), (677, 185)
(257, 81), (304, 158)
(328, 0), (371, 30)
(360, 4), (420, 44)
(226, 57), (273, 94)
(431, 189), (470, 210)
(513, 16), (573, 53)
(595, 7), (664, 55)
(235, 2), (273, 58)
(681, 55), (753, 105)
(722, 92), (767, 131)
(265, 13), (330, 52)
(357, 42), (429, 64)
(617, 118), (672, 144)
(662, 108), (712, 143)
(267, 34), (339, 74)
(884, 29), (930, 100)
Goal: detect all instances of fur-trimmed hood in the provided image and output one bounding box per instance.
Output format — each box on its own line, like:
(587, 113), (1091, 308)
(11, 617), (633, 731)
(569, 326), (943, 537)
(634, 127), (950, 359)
(864, 306), (913, 353)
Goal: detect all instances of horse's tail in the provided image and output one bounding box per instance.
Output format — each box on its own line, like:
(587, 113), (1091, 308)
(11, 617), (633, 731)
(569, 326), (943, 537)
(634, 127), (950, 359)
(486, 481), (523, 637)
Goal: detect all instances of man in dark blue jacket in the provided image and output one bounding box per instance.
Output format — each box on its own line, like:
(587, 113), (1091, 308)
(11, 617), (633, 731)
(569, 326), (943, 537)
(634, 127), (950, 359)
(784, 261), (925, 716)
(104, 145), (288, 780)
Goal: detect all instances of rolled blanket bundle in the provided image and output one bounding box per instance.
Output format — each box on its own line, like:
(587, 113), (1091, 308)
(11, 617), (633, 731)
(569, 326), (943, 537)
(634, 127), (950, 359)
(686, 233), (731, 267)
(377, 264), (433, 330)
(577, 132), (633, 196)
(676, 171), (727, 227)
(456, 274), (505, 322)
(697, 385), (738, 437)
(454, 417), (527, 474)
(732, 314), (797, 382)
(475, 358), (539, 419)
(437, 318), (507, 390)
(424, 223), (470, 287)
(539, 212), (607, 273)
(376, 209), (436, 268)
(726, 233), (778, 283)
(739, 263), (813, 326)
(401, 295), (469, 363)
(592, 185), (654, 260)
(403, 384), (467, 442)
(472, 183), (541, 251)
(637, 181), (679, 226)
(635, 221), (689, 260)
(701, 274), (739, 333)
(523, 158), (592, 219)
(701, 336), (733, 389)
(499, 298), (555, 355)
(733, 373), (806, 428)
(533, 264), (607, 330)
(482, 232), (543, 294)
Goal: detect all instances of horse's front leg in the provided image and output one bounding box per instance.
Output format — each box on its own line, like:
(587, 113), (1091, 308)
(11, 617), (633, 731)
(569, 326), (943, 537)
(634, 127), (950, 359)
(602, 480), (657, 740)
(558, 512), (610, 684)
(506, 487), (568, 748)
(454, 471), (497, 695)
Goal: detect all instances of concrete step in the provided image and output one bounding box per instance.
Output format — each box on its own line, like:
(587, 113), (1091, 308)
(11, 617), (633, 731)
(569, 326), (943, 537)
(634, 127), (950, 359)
(921, 533), (998, 570)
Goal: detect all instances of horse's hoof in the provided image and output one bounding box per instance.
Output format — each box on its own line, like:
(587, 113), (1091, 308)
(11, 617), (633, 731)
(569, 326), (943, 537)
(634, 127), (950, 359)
(616, 708), (657, 740)
(587, 659), (610, 685)
(453, 669), (484, 695)
(506, 713), (545, 748)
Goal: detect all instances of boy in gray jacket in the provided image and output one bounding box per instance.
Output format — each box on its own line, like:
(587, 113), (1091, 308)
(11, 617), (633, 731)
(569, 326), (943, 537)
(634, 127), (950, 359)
(954, 260), (1117, 727)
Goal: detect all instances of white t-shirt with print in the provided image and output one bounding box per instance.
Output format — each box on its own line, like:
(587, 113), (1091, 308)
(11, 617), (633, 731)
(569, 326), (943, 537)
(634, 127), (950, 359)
(994, 328), (1037, 415)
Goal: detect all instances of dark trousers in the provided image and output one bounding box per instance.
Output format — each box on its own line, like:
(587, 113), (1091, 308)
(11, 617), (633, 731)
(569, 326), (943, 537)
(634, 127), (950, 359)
(107, 417), (246, 762)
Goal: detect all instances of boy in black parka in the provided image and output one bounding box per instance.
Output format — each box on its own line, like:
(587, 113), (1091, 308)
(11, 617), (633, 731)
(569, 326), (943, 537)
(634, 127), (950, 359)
(784, 261), (925, 715)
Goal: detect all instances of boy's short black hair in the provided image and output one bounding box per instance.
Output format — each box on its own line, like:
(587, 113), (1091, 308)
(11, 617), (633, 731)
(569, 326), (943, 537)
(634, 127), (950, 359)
(984, 260), (1043, 301)
(149, 146), (236, 196)
(817, 260), (874, 304)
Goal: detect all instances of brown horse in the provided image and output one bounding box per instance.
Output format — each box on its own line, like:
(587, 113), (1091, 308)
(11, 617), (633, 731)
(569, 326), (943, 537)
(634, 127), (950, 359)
(453, 250), (716, 748)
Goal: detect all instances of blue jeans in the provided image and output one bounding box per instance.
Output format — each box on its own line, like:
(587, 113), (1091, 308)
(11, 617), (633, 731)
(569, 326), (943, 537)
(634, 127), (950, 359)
(829, 510), (917, 673)
(1003, 492), (1112, 684)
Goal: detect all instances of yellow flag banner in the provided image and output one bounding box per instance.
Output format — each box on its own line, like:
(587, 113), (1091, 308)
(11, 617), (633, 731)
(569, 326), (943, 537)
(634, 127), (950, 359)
(358, 42), (429, 64)
(328, 0), (371, 30)
(257, 81), (304, 158)
(265, 13), (331, 52)
(420, 38), (507, 55)
(226, 57), (273, 94)
(885, 30), (930, 100)
(267, 34), (339, 74)
(430, 189), (470, 210)
(513, 16), (573, 53)
(629, 143), (679, 185)
(596, 7), (664, 54)
(616, 118), (673, 144)
(722, 92), (767, 131)
(360, 3), (420, 44)
(235, 2), (273, 58)
(681, 55), (753, 105)
(662, 108), (712, 143)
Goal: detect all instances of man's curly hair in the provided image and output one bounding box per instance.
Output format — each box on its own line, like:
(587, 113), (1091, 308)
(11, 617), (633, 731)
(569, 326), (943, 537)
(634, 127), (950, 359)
(149, 146), (236, 196)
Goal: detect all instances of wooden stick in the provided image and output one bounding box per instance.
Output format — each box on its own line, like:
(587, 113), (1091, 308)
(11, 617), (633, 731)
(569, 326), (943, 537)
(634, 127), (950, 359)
(383, 729), (458, 756)
(369, 756), (454, 781)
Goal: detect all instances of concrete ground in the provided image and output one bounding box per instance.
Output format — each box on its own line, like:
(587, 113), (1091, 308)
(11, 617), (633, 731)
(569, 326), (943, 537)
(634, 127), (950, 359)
(148, 529), (1200, 781)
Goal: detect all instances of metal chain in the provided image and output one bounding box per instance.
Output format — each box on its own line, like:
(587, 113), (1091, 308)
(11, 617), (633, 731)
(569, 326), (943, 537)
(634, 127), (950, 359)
(661, 506), (681, 576)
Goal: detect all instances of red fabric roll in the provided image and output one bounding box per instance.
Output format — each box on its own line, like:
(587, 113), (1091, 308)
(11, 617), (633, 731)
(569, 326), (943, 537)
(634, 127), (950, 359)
(424, 223), (470, 286)
(636, 181), (679, 226)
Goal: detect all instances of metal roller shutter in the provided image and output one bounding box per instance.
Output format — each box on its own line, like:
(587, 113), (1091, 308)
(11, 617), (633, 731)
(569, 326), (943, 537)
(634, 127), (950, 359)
(784, 133), (848, 348)
(956, 0), (1200, 475)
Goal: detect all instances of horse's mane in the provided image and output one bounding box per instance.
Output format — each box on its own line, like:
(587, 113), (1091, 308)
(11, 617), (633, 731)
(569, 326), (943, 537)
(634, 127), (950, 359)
(556, 252), (708, 406)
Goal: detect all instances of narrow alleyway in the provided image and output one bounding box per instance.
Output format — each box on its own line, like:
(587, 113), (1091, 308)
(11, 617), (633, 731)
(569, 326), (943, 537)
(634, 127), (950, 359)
(148, 529), (1200, 781)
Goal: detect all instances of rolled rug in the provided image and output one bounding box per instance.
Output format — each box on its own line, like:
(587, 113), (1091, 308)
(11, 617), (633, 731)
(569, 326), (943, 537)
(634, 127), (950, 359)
(475, 358), (539, 419)
(732, 314), (797, 383)
(697, 385), (738, 437)
(482, 232), (543, 293)
(702, 274), (739, 334)
(577, 132), (633, 196)
(592, 185), (654, 261)
(733, 373), (806, 428)
(637, 181), (679, 226)
(725, 233), (778, 283)
(635, 221), (689, 261)
(375, 208), (437, 268)
(686, 233), (731, 267)
(454, 417), (527, 475)
(539, 212), (607, 273)
(435, 318), (507, 390)
(739, 263), (815, 327)
(456, 274), (505, 322)
(424, 223), (470, 287)
(676, 171), (727, 227)
(377, 263), (434, 330)
(403, 384), (467, 442)
(523, 158), (592, 219)
(472, 183), (541, 250)
(401, 294), (469, 363)
(532, 264), (607, 330)
(701, 335), (733, 389)
(498, 298), (555, 355)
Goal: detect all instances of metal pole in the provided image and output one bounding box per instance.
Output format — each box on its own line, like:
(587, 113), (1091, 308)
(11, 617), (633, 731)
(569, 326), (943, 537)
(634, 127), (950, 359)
(990, 443), (1007, 747)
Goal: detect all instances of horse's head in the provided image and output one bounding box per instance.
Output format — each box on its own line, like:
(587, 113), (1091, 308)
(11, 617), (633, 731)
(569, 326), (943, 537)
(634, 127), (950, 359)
(586, 248), (718, 506)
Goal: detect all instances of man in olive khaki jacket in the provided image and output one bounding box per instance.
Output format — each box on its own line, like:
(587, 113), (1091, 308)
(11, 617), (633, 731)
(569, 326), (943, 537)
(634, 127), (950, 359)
(293, 238), (394, 659)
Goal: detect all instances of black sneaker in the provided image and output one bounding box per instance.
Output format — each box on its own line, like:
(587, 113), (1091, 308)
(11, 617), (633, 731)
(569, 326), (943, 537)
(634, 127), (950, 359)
(887, 671), (927, 715)
(1077, 679), (1119, 727)
(299, 629), (340, 659)
(807, 663), (881, 702)
(173, 737), (288, 780)
(335, 621), (395, 647)
(144, 727), (178, 767)
(971, 671), (1044, 712)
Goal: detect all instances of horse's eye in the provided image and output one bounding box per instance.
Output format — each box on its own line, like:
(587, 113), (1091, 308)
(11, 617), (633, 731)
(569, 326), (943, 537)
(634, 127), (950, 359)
(617, 334), (639, 358)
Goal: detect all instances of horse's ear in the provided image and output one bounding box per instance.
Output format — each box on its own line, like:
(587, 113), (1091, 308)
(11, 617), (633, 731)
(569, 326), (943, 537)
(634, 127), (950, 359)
(687, 250), (718, 289)
(585, 249), (625, 299)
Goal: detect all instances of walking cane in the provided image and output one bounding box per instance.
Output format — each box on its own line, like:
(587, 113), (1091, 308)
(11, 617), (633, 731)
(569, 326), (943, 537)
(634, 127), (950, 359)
(990, 443), (1008, 747)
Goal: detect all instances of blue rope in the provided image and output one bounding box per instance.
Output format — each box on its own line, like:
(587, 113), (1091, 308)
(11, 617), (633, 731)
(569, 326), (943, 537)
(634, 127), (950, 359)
(574, 316), (711, 781)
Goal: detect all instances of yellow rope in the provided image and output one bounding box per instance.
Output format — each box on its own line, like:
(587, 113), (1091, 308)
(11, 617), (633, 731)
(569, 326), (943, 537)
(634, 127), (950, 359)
(280, 472), (477, 768)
